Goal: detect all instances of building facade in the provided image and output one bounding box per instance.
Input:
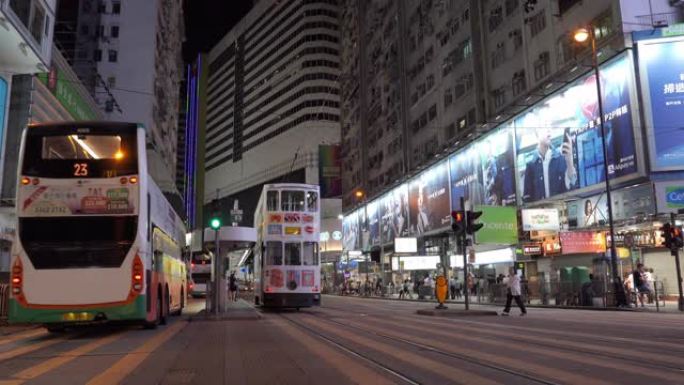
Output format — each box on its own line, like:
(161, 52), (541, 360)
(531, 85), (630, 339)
(55, 0), (185, 195)
(339, 0), (684, 305)
(201, 0), (343, 245)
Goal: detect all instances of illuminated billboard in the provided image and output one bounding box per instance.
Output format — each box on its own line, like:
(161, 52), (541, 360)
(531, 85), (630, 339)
(408, 161), (450, 235)
(515, 53), (639, 204)
(379, 184), (409, 243)
(637, 37), (684, 170)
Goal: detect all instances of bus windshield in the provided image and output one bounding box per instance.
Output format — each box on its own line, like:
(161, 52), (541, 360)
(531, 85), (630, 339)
(18, 216), (137, 269)
(22, 130), (137, 178)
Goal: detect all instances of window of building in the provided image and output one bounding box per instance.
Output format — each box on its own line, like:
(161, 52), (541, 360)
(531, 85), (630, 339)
(98, 25), (104, 37)
(108, 49), (118, 62)
(425, 46), (434, 63)
(529, 10), (546, 37)
(462, 8), (470, 23)
(107, 76), (116, 88)
(419, 112), (428, 129)
(112, 1), (121, 14)
(511, 29), (523, 51)
(80, 25), (90, 35)
(491, 42), (506, 69)
(558, 0), (581, 15)
(265, 241), (282, 265)
(534, 51), (550, 81)
(426, 74), (435, 90)
(444, 88), (453, 107)
(82, 0), (92, 13)
(428, 104), (437, 121)
(493, 88), (506, 109)
(111, 25), (119, 38)
(512, 70), (526, 96)
(267, 191), (279, 211)
(94, 49), (102, 62)
(458, 116), (467, 130)
(98, 1), (106, 13)
(488, 6), (503, 32)
(306, 191), (318, 212)
(285, 242), (301, 265)
(505, 0), (519, 15)
(29, 3), (46, 44)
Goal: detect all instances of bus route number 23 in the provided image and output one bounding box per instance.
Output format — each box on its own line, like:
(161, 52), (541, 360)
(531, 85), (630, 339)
(73, 163), (88, 176)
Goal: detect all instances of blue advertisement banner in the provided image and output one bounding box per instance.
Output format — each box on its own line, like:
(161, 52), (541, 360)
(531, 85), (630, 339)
(515, 54), (637, 203)
(638, 38), (684, 170)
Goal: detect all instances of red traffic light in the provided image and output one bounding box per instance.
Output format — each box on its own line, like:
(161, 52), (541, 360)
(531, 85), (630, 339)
(451, 210), (464, 222)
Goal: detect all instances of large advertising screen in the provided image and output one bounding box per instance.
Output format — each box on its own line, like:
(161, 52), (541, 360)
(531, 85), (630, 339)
(342, 210), (359, 251)
(515, 53), (638, 204)
(379, 184), (409, 243)
(449, 127), (516, 210)
(638, 38), (684, 170)
(409, 161), (450, 235)
(366, 200), (380, 246)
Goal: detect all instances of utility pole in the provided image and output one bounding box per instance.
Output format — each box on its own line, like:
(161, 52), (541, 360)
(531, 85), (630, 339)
(461, 197), (469, 311)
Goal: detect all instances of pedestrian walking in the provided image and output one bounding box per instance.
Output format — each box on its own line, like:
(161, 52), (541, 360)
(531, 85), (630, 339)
(501, 267), (526, 316)
(449, 277), (457, 300)
(228, 271), (238, 302)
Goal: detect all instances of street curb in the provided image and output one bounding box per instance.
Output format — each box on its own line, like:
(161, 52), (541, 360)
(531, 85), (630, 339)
(322, 294), (662, 313)
(416, 309), (499, 317)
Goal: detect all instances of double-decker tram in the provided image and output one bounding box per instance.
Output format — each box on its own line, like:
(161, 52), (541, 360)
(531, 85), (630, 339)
(9, 121), (186, 330)
(253, 184), (321, 308)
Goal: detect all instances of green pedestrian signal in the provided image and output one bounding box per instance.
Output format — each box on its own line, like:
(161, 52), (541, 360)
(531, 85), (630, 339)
(210, 217), (221, 230)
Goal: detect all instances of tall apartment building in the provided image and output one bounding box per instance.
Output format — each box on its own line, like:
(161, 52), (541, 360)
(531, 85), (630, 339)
(54, 0), (185, 195)
(202, 0), (342, 228)
(340, 0), (682, 211)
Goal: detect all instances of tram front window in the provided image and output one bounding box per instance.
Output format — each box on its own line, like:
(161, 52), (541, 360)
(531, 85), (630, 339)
(267, 191), (279, 211)
(265, 241), (282, 265)
(281, 191), (304, 211)
(285, 242), (301, 265)
(302, 242), (318, 266)
(306, 191), (318, 212)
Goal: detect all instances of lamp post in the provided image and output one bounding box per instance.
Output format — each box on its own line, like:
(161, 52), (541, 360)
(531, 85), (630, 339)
(574, 27), (626, 307)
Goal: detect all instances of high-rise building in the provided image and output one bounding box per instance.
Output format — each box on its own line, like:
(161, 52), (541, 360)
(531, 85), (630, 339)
(54, 0), (185, 195)
(340, 0), (683, 212)
(201, 0), (343, 230)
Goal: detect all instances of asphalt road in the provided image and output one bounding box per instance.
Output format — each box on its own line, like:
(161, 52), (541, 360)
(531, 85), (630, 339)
(0, 296), (683, 384)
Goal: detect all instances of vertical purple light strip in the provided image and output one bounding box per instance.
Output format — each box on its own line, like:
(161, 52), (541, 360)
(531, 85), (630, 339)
(184, 64), (193, 226)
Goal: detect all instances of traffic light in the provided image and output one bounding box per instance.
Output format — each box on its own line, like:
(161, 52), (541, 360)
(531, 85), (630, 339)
(451, 210), (464, 235)
(672, 226), (684, 249)
(465, 210), (484, 235)
(660, 223), (673, 249)
(210, 217), (221, 230)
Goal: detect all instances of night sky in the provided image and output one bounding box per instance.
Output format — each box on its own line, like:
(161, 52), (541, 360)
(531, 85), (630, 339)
(182, 0), (254, 62)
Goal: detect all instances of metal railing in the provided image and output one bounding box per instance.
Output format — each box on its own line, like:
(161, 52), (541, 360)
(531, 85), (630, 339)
(0, 283), (9, 319)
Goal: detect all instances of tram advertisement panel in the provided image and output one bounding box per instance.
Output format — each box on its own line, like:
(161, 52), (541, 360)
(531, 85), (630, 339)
(409, 161), (450, 235)
(19, 185), (138, 216)
(515, 53), (638, 204)
(449, 127), (516, 211)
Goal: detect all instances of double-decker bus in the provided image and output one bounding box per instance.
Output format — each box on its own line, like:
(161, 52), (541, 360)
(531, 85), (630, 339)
(9, 121), (186, 330)
(253, 184), (321, 308)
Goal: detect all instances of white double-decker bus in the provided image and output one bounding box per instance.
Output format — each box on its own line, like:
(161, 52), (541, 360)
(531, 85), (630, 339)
(253, 184), (321, 308)
(9, 121), (186, 330)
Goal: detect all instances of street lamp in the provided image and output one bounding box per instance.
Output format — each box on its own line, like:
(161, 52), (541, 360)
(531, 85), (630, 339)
(573, 26), (627, 307)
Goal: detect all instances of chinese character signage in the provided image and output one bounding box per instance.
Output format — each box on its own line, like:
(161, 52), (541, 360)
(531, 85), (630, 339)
(560, 231), (607, 254)
(515, 53), (638, 203)
(409, 161), (450, 235)
(19, 185), (137, 217)
(638, 38), (684, 170)
(521, 209), (560, 231)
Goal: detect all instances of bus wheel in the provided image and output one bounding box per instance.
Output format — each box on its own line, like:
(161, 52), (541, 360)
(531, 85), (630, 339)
(173, 288), (184, 316)
(144, 293), (162, 329)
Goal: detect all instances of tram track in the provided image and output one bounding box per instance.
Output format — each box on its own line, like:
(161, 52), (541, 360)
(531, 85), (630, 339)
(270, 309), (560, 385)
(318, 302), (684, 374)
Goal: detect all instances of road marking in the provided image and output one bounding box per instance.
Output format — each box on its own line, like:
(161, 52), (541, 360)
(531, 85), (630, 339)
(11, 332), (125, 382)
(86, 321), (186, 385)
(0, 329), (46, 346)
(0, 338), (63, 364)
